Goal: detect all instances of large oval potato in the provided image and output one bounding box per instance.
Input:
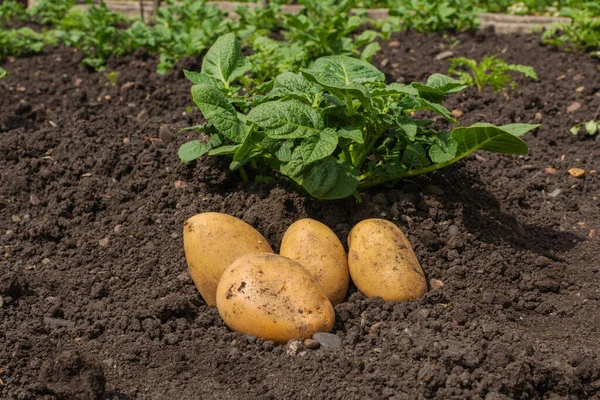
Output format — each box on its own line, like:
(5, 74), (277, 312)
(348, 219), (427, 301)
(183, 212), (273, 306)
(280, 218), (349, 305)
(216, 253), (335, 344)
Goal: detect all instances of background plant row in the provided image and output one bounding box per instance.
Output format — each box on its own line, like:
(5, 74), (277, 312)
(1, 0), (598, 75)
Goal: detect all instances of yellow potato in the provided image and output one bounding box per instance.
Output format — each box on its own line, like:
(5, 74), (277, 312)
(216, 253), (335, 344)
(280, 218), (349, 305)
(183, 212), (273, 306)
(348, 219), (427, 301)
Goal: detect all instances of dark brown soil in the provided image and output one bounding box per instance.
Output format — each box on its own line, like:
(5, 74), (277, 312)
(1, 30), (599, 400)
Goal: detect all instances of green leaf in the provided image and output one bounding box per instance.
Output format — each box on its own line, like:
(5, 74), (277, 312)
(208, 144), (240, 156)
(302, 68), (374, 111)
(262, 138), (294, 162)
(178, 140), (210, 163)
(183, 70), (223, 87)
(584, 121), (598, 135)
(411, 83), (446, 104)
(426, 73), (469, 95)
(0, 67), (7, 79)
(451, 124), (529, 157)
(301, 128), (338, 165)
(269, 72), (319, 102)
(371, 83), (419, 97)
(201, 33), (251, 87)
(419, 99), (458, 124)
(337, 127), (364, 144)
(429, 131), (458, 163)
(302, 55), (385, 86)
(507, 64), (538, 80)
(498, 123), (540, 137)
(280, 147), (305, 181)
(403, 143), (430, 168)
(247, 100), (324, 139)
(302, 158), (359, 200)
(396, 117), (418, 141)
(191, 85), (245, 143)
(570, 124), (581, 135)
(360, 42), (381, 62)
(234, 129), (257, 162)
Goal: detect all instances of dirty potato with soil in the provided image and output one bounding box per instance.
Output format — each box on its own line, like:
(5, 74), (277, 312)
(280, 218), (349, 305)
(348, 219), (427, 301)
(216, 253), (335, 344)
(183, 212), (273, 306)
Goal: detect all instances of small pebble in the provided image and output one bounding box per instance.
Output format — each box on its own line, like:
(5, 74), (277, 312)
(435, 50), (454, 60)
(136, 109), (148, 121)
(548, 188), (562, 198)
(535, 112), (542, 120)
(451, 109), (463, 118)
(388, 40), (401, 49)
(303, 339), (320, 349)
(170, 232), (179, 239)
(41, 258), (50, 265)
(589, 230), (596, 239)
(5, 230), (14, 238)
(430, 279), (445, 290)
(98, 238), (109, 247)
(566, 102), (581, 113)
(312, 332), (342, 350)
(159, 125), (175, 143)
(568, 168), (585, 178)
(11, 215), (21, 223)
(448, 225), (459, 236)
(544, 167), (556, 175)
(30, 194), (41, 206)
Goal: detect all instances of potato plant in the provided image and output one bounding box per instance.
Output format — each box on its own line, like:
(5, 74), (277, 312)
(448, 56), (538, 92)
(179, 34), (539, 200)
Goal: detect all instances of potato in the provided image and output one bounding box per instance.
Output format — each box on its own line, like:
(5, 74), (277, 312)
(348, 219), (427, 301)
(183, 212), (273, 306)
(216, 253), (335, 344)
(280, 218), (349, 305)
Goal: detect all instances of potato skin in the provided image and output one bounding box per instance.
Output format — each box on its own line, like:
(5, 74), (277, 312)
(280, 218), (349, 305)
(348, 219), (427, 301)
(216, 253), (335, 344)
(183, 212), (273, 306)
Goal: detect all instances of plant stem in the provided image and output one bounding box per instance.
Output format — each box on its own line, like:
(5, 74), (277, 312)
(358, 158), (458, 190)
(239, 166), (248, 182)
(340, 141), (353, 164)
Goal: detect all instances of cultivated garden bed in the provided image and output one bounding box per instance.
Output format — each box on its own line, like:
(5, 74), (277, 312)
(1, 24), (599, 398)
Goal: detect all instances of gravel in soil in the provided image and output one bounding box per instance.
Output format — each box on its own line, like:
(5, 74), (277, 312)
(1, 30), (599, 399)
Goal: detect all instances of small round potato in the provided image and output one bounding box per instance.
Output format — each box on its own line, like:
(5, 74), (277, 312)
(348, 219), (427, 301)
(216, 253), (335, 344)
(280, 218), (349, 305)
(183, 212), (273, 306)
